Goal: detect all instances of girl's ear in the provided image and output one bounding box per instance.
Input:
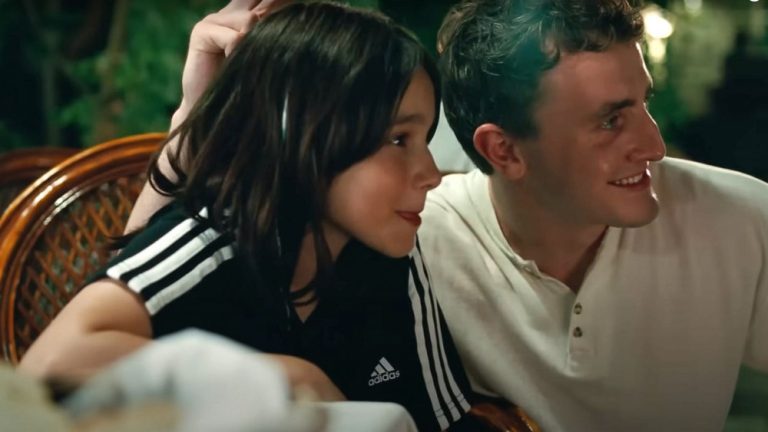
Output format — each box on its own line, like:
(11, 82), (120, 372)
(473, 123), (526, 180)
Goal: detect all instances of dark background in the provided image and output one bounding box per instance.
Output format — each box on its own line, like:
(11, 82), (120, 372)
(2, 0), (768, 182)
(1, 0), (767, 428)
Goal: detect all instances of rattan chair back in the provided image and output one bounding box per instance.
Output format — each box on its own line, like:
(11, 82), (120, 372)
(0, 133), (165, 363)
(0, 147), (78, 215)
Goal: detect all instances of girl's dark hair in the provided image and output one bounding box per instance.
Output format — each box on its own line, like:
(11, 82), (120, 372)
(148, 2), (439, 307)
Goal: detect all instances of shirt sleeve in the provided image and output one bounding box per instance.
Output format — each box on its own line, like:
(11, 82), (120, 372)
(88, 205), (238, 337)
(405, 238), (473, 430)
(743, 213), (768, 371)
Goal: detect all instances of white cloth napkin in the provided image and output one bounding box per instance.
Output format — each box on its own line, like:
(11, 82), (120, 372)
(64, 329), (296, 432)
(63, 329), (418, 432)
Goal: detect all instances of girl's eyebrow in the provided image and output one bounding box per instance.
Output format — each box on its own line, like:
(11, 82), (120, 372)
(392, 113), (427, 125)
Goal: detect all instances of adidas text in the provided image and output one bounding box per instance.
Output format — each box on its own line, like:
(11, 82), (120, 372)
(368, 357), (400, 386)
(368, 371), (400, 386)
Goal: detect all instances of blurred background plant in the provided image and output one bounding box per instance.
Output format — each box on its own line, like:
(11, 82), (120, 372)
(0, 0), (224, 151)
(4, 0), (768, 180)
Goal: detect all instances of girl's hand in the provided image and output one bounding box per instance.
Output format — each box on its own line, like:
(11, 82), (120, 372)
(266, 354), (347, 402)
(179, 0), (294, 112)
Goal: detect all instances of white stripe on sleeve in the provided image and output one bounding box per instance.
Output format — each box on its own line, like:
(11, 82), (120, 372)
(106, 208), (209, 281)
(413, 248), (471, 414)
(411, 249), (465, 421)
(127, 227), (221, 292)
(409, 260), (450, 430)
(145, 244), (235, 315)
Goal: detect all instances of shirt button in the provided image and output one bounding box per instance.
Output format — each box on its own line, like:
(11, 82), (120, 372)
(573, 327), (583, 338)
(574, 303), (583, 315)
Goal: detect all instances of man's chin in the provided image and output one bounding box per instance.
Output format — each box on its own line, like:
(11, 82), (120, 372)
(611, 202), (660, 228)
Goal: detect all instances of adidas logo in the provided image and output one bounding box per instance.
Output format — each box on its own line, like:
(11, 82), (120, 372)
(368, 357), (401, 387)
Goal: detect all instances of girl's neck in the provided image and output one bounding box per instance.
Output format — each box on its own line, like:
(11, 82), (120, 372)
(290, 223), (349, 321)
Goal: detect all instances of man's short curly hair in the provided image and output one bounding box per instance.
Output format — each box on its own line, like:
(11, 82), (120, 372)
(439, 0), (644, 173)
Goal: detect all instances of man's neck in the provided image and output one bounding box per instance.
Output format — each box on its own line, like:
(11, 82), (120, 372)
(489, 177), (607, 293)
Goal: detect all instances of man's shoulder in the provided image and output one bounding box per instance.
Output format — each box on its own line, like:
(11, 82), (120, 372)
(656, 158), (768, 217)
(420, 170), (490, 247)
(425, 169), (486, 216)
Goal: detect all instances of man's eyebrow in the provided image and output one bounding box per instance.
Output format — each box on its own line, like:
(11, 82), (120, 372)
(597, 99), (634, 117)
(596, 85), (655, 117)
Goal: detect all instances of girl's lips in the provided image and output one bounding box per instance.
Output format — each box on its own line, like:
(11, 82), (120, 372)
(396, 211), (422, 227)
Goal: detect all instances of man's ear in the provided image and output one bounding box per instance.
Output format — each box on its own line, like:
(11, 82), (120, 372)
(473, 123), (526, 180)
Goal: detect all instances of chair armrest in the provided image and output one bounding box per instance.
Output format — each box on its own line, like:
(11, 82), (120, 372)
(466, 395), (542, 432)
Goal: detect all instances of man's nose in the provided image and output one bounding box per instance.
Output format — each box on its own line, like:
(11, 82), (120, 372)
(630, 111), (666, 162)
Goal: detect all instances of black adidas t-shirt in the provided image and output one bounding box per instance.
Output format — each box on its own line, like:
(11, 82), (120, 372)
(94, 204), (472, 431)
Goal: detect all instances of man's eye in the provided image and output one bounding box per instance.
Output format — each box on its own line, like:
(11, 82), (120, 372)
(645, 91), (655, 107)
(600, 114), (620, 130)
(644, 95), (654, 109)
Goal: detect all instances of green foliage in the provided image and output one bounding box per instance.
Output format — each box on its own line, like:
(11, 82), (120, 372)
(0, 0), (424, 151)
(116, 0), (221, 134)
(0, 121), (29, 152)
(0, 1), (36, 152)
(57, 58), (99, 140)
(58, 0), (222, 146)
(347, 0), (380, 8)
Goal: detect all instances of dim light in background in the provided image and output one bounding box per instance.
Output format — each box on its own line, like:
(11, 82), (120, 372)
(642, 4), (675, 66)
(644, 6), (675, 39)
(684, 0), (703, 13)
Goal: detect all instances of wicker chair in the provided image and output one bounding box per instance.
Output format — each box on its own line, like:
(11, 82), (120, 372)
(0, 147), (79, 215)
(0, 133), (165, 363)
(467, 395), (542, 432)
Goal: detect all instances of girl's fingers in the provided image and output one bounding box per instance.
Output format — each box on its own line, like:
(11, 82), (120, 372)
(202, 9), (257, 34)
(220, 0), (260, 13)
(181, 24), (239, 101)
(179, 0), (295, 104)
(195, 0), (294, 56)
(252, 0), (294, 19)
(189, 21), (241, 54)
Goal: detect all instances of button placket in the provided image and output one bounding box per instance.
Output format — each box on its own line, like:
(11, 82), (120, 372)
(568, 299), (591, 367)
(571, 302), (584, 338)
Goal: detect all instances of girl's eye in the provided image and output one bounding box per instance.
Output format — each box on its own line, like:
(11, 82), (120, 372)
(390, 134), (407, 147)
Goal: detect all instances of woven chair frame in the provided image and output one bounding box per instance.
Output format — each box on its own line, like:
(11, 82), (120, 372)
(0, 147), (79, 215)
(0, 133), (165, 363)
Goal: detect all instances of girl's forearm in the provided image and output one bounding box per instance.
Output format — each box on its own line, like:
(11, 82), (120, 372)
(19, 330), (150, 382)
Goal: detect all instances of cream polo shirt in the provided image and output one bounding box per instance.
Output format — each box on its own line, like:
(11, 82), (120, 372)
(418, 157), (768, 432)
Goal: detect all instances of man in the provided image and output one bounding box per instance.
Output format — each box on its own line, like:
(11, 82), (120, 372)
(411, 0), (768, 431)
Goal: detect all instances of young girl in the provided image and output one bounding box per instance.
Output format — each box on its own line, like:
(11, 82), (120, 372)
(20, 2), (472, 430)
